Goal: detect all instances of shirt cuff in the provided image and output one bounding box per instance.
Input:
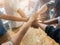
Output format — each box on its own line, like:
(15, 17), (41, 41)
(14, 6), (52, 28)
(57, 16), (60, 24)
(0, 11), (3, 15)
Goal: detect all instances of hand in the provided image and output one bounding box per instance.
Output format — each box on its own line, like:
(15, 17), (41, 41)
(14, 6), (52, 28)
(30, 12), (38, 21)
(32, 19), (39, 28)
(32, 19), (44, 28)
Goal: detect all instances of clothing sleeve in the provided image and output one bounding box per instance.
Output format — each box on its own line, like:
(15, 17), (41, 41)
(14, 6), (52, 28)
(57, 16), (60, 24)
(45, 26), (60, 43)
(46, 1), (55, 9)
(45, 26), (56, 38)
(0, 11), (3, 16)
(2, 41), (13, 45)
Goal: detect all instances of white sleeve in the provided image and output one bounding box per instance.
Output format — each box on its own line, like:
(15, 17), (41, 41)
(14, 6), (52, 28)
(0, 8), (6, 15)
(2, 41), (13, 45)
(0, 11), (3, 15)
(7, 41), (13, 45)
(57, 16), (60, 24)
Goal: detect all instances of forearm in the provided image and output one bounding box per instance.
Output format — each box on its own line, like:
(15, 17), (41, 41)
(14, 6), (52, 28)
(0, 14), (27, 21)
(43, 18), (58, 24)
(38, 23), (48, 31)
(18, 19), (33, 37)
(11, 19), (33, 45)
(37, 4), (48, 15)
(17, 8), (27, 18)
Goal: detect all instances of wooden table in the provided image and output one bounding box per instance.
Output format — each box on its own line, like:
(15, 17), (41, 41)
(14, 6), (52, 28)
(0, 27), (59, 45)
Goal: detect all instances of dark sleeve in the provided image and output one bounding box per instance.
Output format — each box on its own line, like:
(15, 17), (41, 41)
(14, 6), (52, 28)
(45, 26), (56, 38)
(45, 26), (60, 43)
(53, 28), (60, 43)
(46, 1), (55, 9)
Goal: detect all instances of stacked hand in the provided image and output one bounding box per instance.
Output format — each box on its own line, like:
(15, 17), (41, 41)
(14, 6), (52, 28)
(29, 12), (39, 22)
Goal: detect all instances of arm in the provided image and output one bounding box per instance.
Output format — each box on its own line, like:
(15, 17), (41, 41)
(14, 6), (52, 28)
(37, 4), (48, 14)
(43, 18), (58, 24)
(0, 14), (27, 22)
(2, 12), (38, 45)
(11, 12), (38, 45)
(17, 8), (27, 18)
(38, 23), (48, 31)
